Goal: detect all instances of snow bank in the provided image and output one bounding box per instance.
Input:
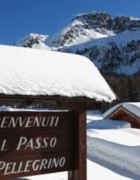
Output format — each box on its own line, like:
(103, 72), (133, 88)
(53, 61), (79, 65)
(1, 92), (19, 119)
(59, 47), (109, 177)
(87, 137), (140, 178)
(87, 119), (130, 129)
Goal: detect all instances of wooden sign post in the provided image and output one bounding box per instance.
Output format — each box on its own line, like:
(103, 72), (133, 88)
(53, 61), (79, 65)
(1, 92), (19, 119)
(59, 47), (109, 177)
(0, 111), (74, 179)
(0, 109), (87, 180)
(58, 102), (87, 180)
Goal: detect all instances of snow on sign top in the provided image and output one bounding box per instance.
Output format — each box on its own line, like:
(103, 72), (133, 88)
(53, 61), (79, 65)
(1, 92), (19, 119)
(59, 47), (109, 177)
(0, 45), (116, 102)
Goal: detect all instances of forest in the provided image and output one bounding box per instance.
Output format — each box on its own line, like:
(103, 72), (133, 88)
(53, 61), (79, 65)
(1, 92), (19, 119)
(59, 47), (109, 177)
(102, 74), (140, 111)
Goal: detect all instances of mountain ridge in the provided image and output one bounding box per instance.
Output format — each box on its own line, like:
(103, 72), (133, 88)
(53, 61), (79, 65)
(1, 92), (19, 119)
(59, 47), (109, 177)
(14, 11), (140, 76)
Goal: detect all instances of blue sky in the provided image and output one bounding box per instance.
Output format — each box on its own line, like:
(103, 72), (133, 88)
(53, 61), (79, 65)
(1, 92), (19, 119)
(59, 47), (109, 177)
(0, 0), (140, 45)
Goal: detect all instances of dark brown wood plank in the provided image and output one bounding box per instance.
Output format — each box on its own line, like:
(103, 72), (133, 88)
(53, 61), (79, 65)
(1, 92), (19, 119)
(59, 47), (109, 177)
(0, 94), (98, 102)
(0, 152), (74, 179)
(0, 132), (74, 157)
(0, 111), (75, 133)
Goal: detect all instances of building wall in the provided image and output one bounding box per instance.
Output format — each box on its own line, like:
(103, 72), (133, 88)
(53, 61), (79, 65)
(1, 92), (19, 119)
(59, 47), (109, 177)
(109, 109), (140, 129)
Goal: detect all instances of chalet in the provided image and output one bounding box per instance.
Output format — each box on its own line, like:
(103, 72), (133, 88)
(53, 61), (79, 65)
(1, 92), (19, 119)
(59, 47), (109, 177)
(103, 102), (140, 129)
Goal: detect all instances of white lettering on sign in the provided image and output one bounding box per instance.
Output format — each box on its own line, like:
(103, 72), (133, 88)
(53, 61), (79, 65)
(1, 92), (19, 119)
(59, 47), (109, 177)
(16, 137), (57, 150)
(0, 140), (7, 151)
(0, 157), (66, 175)
(0, 116), (59, 128)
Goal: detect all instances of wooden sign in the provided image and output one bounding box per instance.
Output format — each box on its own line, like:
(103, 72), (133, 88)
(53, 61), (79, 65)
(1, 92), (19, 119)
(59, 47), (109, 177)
(0, 111), (76, 179)
(0, 111), (74, 133)
(0, 152), (74, 179)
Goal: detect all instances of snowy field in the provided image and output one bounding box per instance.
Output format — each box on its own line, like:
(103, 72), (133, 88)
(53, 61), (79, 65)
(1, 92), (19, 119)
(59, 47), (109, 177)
(9, 110), (140, 180)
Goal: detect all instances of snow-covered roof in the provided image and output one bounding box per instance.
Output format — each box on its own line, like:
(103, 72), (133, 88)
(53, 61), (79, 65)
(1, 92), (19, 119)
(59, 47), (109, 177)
(103, 102), (140, 118)
(0, 45), (116, 102)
